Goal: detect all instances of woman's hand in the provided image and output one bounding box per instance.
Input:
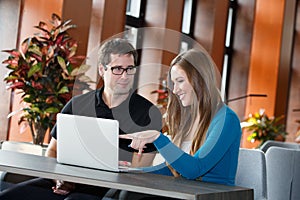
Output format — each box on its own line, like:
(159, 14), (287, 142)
(119, 130), (160, 156)
(52, 180), (75, 195)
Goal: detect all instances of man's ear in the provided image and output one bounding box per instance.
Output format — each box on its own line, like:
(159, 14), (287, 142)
(99, 64), (105, 77)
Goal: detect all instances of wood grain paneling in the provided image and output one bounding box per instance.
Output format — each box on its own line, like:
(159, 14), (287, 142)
(194, 0), (215, 52)
(0, 0), (22, 141)
(210, 0), (229, 73)
(275, 0), (296, 124)
(85, 0), (105, 90)
(227, 0), (255, 120)
(287, 1), (300, 142)
(243, 0), (285, 148)
(245, 0), (285, 117)
(62, 0), (92, 56)
(138, 0), (184, 104)
(7, 0), (63, 143)
(100, 0), (127, 41)
(161, 0), (184, 81)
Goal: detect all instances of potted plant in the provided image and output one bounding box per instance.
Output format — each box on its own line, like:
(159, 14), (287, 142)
(242, 108), (288, 147)
(2, 13), (92, 146)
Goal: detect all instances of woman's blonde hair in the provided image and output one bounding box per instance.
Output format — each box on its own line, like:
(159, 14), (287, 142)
(166, 48), (222, 155)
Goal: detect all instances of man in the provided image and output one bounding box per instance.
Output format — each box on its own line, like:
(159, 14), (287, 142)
(0, 38), (162, 200)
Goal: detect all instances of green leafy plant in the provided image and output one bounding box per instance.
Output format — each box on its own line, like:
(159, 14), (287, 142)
(2, 13), (93, 145)
(243, 109), (288, 147)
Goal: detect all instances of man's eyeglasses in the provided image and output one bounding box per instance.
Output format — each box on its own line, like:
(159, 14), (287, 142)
(105, 65), (137, 75)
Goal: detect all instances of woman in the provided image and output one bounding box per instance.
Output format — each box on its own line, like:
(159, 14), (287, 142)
(120, 48), (242, 186)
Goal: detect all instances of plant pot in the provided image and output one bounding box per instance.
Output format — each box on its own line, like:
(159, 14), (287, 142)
(29, 122), (48, 146)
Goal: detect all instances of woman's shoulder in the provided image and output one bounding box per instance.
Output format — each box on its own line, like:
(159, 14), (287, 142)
(214, 104), (241, 125)
(220, 104), (239, 118)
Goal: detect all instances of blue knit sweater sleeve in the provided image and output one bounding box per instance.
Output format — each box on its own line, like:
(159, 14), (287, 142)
(141, 162), (173, 176)
(145, 105), (241, 183)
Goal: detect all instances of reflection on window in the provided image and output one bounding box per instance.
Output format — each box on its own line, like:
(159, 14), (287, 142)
(126, 0), (141, 18)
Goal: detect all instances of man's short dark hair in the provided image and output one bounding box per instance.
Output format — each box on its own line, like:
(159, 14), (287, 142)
(98, 38), (138, 66)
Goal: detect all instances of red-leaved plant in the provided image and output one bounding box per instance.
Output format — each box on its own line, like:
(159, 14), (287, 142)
(2, 14), (92, 145)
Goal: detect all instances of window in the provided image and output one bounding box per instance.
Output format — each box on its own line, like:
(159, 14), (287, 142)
(180, 0), (196, 53)
(125, 0), (147, 89)
(126, 0), (142, 18)
(182, 0), (194, 34)
(221, 0), (237, 101)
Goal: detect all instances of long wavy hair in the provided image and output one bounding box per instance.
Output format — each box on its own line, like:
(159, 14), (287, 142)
(166, 48), (222, 155)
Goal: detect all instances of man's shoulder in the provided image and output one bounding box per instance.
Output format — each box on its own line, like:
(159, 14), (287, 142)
(130, 93), (156, 107)
(73, 89), (98, 100)
(70, 89), (100, 105)
(65, 89), (100, 116)
(131, 93), (147, 101)
(70, 90), (99, 109)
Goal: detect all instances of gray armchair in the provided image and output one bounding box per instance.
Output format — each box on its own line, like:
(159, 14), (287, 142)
(266, 146), (300, 200)
(259, 140), (300, 153)
(235, 148), (267, 200)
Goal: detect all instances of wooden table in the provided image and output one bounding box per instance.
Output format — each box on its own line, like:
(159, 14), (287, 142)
(0, 150), (253, 200)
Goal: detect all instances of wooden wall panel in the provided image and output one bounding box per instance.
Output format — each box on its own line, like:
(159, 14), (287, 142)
(85, 0), (105, 90)
(243, 0), (285, 148)
(275, 0), (296, 124)
(194, 0), (214, 52)
(0, 0), (22, 141)
(8, 0), (63, 143)
(193, 0), (228, 82)
(245, 0), (285, 116)
(210, 0), (229, 73)
(138, 0), (184, 104)
(19, 0), (63, 41)
(287, 1), (300, 142)
(161, 0), (184, 82)
(227, 0), (255, 120)
(62, 0), (92, 56)
(162, 0), (184, 65)
(100, 0), (127, 41)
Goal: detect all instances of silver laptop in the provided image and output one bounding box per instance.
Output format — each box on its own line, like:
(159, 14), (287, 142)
(56, 113), (141, 172)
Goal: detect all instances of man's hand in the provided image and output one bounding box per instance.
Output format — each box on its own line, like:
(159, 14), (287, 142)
(52, 180), (75, 195)
(119, 130), (160, 156)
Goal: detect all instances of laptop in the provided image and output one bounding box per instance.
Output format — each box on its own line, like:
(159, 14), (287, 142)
(56, 113), (142, 172)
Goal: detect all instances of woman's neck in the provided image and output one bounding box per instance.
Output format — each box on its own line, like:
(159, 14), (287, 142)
(184, 114), (200, 141)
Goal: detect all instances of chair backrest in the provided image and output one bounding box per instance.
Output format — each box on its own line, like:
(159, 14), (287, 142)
(293, 148), (300, 200)
(0, 141), (43, 156)
(259, 140), (300, 153)
(235, 148), (267, 200)
(266, 146), (300, 200)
